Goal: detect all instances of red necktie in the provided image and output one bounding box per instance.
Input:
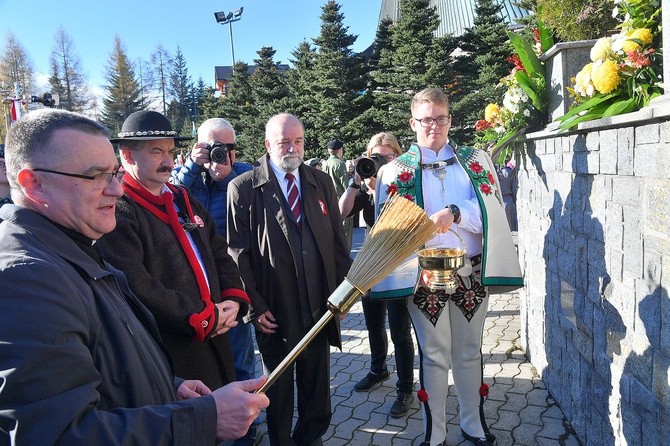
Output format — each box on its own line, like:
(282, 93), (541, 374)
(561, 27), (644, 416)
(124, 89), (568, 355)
(285, 173), (302, 225)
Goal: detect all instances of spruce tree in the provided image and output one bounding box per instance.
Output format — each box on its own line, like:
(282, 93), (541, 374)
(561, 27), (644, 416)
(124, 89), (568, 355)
(101, 36), (143, 135)
(451, 0), (513, 144)
(342, 17), (394, 157)
(368, 0), (447, 147)
(243, 47), (289, 162)
(285, 40), (319, 153)
(221, 62), (257, 162)
(308, 0), (366, 158)
(168, 46), (192, 134)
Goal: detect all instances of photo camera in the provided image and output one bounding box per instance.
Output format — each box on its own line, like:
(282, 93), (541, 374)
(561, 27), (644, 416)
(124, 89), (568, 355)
(30, 92), (58, 108)
(355, 153), (388, 179)
(207, 141), (232, 164)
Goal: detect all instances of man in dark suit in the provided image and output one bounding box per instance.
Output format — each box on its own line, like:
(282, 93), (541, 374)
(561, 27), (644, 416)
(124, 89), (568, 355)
(227, 113), (351, 446)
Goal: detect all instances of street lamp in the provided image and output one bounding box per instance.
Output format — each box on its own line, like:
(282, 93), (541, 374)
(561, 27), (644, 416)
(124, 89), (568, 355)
(214, 7), (244, 66)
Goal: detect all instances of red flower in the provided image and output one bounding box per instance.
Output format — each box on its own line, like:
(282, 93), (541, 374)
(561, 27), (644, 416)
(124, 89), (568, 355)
(417, 389), (429, 402)
(627, 49), (654, 68)
(506, 54), (525, 72)
(533, 28), (540, 43)
(487, 172), (495, 184)
(475, 119), (493, 131)
(479, 184), (492, 195)
(403, 194), (414, 201)
(399, 171), (412, 182)
(469, 162), (483, 174)
(387, 184), (398, 195)
(479, 383), (489, 397)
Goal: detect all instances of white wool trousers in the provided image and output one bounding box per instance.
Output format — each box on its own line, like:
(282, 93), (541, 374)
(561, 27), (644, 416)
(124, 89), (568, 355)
(408, 260), (492, 446)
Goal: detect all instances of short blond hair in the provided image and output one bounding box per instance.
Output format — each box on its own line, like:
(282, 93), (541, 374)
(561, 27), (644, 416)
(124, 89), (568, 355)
(365, 132), (403, 157)
(410, 88), (450, 115)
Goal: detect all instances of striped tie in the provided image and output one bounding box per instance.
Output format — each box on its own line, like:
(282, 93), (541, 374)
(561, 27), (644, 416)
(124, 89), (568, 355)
(285, 173), (302, 225)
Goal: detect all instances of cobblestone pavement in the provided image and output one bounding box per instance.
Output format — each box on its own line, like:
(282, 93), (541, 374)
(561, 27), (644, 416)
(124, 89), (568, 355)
(253, 229), (582, 445)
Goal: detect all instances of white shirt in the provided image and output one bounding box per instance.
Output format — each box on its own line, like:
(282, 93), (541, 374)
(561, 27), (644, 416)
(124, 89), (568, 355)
(269, 158), (301, 202)
(164, 184), (210, 291)
(419, 141), (483, 257)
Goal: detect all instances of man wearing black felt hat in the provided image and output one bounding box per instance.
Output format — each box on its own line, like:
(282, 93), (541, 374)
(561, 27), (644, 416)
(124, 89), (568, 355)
(98, 110), (253, 393)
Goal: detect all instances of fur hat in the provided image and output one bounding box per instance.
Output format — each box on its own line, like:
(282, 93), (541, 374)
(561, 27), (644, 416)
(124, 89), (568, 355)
(110, 110), (193, 143)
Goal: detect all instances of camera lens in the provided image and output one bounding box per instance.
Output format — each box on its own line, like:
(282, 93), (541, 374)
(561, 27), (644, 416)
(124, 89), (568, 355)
(355, 158), (377, 179)
(208, 142), (229, 164)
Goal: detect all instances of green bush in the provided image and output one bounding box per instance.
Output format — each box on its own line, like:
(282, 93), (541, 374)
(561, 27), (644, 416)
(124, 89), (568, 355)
(537, 0), (618, 41)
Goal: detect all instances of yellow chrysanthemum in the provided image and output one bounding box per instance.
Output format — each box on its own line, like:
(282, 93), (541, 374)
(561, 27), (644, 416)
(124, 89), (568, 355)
(590, 37), (613, 61)
(484, 103), (500, 123)
(575, 63), (595, 97)
(591, 59), (621, 94)
(622, 28), (653, 52)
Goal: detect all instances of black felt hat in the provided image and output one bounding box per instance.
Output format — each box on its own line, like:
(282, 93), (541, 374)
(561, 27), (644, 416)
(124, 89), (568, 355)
(110, 110), (193, 143)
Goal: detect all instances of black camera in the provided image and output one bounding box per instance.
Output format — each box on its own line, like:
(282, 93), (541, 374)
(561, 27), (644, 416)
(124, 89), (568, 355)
(208, 141), (230, 164)
(355, 154), (388, 179)
(30, 93), (57, 107)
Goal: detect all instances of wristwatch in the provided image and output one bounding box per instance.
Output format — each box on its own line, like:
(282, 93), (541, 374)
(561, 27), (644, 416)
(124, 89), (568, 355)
(447, 204), (461, 223)
(348, 178), (360, 190)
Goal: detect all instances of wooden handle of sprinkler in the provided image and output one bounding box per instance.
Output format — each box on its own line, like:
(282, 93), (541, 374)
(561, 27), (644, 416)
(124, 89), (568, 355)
(255, 310), (334, 394)
(255, 279), (364, 394)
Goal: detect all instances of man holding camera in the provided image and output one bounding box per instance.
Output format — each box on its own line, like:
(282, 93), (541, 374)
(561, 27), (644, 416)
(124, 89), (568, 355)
(171, 118), (259, 446)
(97, 110), (250, 396)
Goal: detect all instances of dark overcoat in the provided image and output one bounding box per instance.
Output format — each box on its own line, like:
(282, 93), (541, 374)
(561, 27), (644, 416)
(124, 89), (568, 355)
(227, 155), (351, 350)
(0, 205), (217, 444)
(97, 180), (249, 390)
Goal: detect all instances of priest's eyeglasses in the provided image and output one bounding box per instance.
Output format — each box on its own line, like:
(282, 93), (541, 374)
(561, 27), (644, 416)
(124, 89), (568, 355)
(33, 168), (125, 188)
(414, 115), (451, 127)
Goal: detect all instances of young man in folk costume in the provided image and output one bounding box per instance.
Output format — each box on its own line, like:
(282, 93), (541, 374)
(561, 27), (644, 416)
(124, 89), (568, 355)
(372, 88), (523, 446)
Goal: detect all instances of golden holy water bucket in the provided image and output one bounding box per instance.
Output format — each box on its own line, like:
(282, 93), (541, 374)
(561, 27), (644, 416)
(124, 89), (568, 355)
(416, 229), (468, 292)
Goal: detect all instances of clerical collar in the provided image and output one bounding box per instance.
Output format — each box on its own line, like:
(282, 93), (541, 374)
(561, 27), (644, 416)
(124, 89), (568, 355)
(51, 220), (104, 266)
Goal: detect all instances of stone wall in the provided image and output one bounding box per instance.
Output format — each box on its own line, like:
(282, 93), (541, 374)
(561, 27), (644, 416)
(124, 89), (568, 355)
(516, 114), (670, 445)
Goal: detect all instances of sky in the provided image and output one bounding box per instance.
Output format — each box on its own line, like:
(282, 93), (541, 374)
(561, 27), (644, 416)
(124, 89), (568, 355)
(0, 0), (382, 96)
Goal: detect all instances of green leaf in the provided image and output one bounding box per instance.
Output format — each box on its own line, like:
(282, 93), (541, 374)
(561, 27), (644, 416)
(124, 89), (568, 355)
(508, 31), (543, 78)
(602, 98), (635, 117)
(558, 101), (614, 130)
(537, 20), (554, 53)
(554, 93), (619, 122)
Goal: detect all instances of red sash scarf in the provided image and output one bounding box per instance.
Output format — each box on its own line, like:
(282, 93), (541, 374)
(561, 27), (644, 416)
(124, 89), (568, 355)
(121, 175), (216, 341)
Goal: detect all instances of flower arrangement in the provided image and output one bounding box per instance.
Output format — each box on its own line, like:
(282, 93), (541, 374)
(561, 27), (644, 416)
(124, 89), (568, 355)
(556, 0), (662, 130)
(474, 23), (554, 163)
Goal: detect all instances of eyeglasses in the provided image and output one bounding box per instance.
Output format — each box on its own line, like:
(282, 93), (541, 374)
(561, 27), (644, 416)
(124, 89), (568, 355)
(414, 115), (451, 127)
(372, 153), (397, 162)
(33, 168), (125, 188)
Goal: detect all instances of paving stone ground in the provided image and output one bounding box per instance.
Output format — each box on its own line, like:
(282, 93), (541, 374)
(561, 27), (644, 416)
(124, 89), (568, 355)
(252, 228), (582, 446)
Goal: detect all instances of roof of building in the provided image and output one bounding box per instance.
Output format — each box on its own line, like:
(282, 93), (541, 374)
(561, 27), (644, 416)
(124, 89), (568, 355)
(214, 64), (290, 82)
(379, 0), (529, 37)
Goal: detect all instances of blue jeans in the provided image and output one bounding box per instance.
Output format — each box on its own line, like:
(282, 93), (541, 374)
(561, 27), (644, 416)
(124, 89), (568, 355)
(228, 321), (260, 446)
(361, 295), (415, 394)
(227, 321), (257, 381)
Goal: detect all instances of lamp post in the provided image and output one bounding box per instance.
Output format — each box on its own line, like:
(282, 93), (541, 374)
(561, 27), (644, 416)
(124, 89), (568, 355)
(214, 7), (244, 66)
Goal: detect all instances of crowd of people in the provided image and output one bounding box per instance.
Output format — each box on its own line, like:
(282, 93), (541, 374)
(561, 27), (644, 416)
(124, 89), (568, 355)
(0, 87), (521, 446)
